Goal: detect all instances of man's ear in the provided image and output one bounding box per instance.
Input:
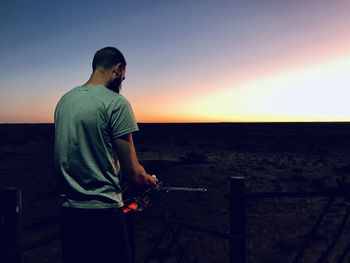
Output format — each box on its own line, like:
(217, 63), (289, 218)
(114, 63), (123, 75)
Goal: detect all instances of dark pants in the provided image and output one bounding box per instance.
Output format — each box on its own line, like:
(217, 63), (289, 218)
(61, 207), (132, 263)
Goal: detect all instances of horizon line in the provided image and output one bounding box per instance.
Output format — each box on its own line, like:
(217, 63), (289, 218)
(1, 121), (350, 125)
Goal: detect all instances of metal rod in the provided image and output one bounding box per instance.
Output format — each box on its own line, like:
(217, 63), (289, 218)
(158, 187), (207, 193)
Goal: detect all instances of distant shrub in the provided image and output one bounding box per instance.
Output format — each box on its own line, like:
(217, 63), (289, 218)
(180, 151), (208, 164)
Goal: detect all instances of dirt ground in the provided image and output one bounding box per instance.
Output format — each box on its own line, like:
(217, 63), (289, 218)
(1, 123), (350, 263)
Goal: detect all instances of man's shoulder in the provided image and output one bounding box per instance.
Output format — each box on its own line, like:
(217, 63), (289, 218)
(87, 86), (129, 104)
(108, 93), (131, 107)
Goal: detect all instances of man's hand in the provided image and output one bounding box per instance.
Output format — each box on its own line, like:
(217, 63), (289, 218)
(149, 174), (159, 186)
(136, 164), (158, 187)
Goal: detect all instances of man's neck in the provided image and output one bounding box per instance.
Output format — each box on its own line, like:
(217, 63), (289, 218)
(82, 71), (109, 87)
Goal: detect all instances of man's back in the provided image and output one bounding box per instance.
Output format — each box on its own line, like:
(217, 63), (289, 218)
(54, 84), (139, 209)
(55, 47), (157, 263)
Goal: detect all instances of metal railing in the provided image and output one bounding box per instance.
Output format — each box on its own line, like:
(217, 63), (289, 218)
(2, 177), (350, 262)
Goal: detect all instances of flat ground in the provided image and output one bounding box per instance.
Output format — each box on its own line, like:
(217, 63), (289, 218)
(1, 123), (350, 263)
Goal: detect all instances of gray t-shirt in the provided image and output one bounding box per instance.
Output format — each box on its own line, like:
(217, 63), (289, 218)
(54, 85), (139, 209)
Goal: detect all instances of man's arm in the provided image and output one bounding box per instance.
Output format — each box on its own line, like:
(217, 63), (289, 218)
(113, 133), (157, 187)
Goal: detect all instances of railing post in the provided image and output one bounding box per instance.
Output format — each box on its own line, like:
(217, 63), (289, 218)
(230, 176), (245, 263)
(0, 188), (22, 263)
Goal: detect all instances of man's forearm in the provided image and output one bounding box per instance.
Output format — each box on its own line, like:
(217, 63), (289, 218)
(114, 134), (154, 187)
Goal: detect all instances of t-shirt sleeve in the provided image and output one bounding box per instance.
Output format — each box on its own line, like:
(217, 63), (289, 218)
(108, 96), (139, 140)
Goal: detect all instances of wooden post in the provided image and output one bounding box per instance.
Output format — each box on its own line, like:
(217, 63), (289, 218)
(0, 188), (22, 263)
(229, 176), (245, 263)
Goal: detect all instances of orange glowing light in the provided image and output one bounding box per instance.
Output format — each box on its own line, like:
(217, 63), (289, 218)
(129, 203), (138, 210)
(122, 202), (140, 213)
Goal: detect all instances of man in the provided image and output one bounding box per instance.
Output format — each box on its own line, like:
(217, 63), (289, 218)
(54, 47), (157, 263)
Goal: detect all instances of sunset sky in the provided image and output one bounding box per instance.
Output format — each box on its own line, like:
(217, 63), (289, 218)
(1, 0), (350, 123)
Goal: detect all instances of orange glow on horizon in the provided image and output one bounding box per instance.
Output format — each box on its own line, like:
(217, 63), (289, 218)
(133, 55), (350, 123)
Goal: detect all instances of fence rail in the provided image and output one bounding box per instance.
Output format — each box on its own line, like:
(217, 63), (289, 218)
(246, 188), (350, 199)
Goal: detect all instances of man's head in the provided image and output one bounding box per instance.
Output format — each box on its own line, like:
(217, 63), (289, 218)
(92, 47), (127, 93)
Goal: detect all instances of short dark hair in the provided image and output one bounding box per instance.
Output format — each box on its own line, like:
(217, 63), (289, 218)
(92, 47), (127, 71)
